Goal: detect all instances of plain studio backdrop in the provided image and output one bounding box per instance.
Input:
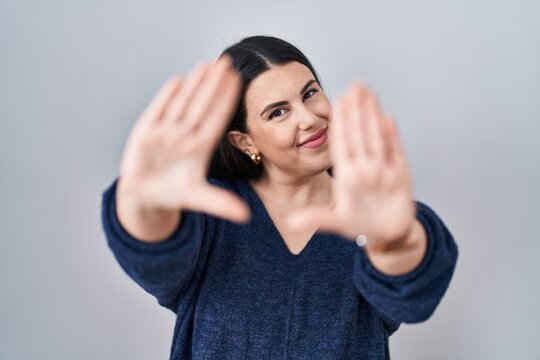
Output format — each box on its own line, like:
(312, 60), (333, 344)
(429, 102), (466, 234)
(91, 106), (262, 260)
(1, 0), (539, 359)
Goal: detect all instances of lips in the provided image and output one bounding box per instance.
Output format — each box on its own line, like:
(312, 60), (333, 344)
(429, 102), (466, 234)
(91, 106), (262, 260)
(298, 128), (327, 146)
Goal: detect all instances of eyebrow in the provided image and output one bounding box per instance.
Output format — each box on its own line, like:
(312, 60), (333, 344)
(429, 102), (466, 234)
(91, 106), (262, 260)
(259, 79), (318, 117)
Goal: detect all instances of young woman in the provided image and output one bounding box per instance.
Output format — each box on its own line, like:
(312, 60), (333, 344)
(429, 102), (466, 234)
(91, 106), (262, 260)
(101, 35), (458, 359)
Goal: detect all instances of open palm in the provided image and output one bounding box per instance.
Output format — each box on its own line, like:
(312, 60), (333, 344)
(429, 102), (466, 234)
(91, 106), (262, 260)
(117, 56), (250, 224)
(287, 82), (416, 245)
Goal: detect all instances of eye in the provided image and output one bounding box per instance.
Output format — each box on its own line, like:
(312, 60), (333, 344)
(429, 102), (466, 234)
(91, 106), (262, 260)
(303, 88), (318, 100)
(268, 108), (286, 120)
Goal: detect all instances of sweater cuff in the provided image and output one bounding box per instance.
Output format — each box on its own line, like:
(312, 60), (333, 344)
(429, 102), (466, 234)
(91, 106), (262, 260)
(101, 177), (199, 255)
(354, 200), (457, 291)
(355, 201), (436, 284)
(352, 200), (458, 323)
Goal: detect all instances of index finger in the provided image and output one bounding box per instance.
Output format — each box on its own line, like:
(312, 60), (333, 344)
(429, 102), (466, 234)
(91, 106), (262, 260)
(139, 76), (184, 124)
(196, 65), (242, 145)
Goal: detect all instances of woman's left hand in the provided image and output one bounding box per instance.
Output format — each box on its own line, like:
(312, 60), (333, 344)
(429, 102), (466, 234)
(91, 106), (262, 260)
(287, 82), (417, 249)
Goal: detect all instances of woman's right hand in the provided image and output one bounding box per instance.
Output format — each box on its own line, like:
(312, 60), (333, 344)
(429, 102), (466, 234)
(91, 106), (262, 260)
(116, 55), (251, 224)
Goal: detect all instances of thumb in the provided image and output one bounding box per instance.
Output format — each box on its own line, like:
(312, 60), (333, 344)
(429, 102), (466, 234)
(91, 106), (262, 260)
(286, 206), (338, 234)
(187, 184), (251, 224)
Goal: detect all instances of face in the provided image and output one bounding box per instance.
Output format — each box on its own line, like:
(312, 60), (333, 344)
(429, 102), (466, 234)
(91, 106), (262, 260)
(228, 61), (333, 178)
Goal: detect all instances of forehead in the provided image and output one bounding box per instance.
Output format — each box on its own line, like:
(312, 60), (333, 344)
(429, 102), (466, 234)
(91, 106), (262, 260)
(245, 61), (315, 106)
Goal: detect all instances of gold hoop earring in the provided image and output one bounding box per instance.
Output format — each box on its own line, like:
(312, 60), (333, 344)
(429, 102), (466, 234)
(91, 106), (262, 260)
(245, 150), (261, 165)
(251, 153), (261, 165)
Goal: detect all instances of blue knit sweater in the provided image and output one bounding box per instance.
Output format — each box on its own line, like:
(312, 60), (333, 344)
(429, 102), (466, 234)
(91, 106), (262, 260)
(101, 176), (458, 359)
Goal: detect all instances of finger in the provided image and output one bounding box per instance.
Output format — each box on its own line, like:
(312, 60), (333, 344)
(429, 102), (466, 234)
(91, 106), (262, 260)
(381, 114), (395, 164)
(181, 55), (236, 135)
(196, 66), (242, 146)
(385, 115), (406, 169)
(186, 184), (251, 224)
(383, 115), (416, 192)
(140, 76), (184, 124)
(364, 89), (385, 160)
(341, 94), (360, 160)
(331, 96), (353, 163)
(347, 83), (369, 161)
(285, 207), (342, 234)
(163, 63), (210, 124)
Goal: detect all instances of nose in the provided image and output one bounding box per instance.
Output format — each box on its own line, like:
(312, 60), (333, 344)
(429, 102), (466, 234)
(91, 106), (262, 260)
(296, 104), (320, 130)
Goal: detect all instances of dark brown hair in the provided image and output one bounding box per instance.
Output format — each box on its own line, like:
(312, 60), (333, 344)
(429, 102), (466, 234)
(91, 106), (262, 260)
(207, 35), (331, 181)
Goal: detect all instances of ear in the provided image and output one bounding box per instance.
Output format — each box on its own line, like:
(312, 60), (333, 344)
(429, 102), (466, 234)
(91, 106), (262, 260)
(228, 130), (256, 153)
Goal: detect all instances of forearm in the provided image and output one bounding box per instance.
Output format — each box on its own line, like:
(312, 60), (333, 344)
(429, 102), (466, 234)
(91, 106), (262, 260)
(102, 178), (210, 312)
(363, 218), (427, 276)
(116, 178), (182, 243)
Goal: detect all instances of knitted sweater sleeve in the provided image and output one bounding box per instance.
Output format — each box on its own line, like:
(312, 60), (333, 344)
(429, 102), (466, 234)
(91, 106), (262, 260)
(352, 200), (459, 333)
(100, 177), (220, 313)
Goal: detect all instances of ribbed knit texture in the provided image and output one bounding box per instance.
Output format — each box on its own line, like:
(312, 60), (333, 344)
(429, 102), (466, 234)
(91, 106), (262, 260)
(101, 176), (458, 359)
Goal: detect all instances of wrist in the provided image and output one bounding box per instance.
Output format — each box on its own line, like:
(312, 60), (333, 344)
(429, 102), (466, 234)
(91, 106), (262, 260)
(365, 218), (417, 254)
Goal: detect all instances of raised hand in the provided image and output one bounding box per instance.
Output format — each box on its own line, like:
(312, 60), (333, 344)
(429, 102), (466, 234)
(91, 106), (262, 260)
(117, 56), (251, 224)
(286, 82), (417, 248)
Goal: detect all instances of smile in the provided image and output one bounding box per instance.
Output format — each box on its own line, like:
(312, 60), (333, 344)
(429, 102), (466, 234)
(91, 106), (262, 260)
(298, 128), (328, 148)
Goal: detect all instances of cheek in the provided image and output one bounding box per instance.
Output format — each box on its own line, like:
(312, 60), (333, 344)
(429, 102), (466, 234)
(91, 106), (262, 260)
(254, 126), (290, 151)
(318, 97), (332, 115)
(277, 123), (299, 148)
(258, 125), (299, 154)
(308, 96), (332, 117)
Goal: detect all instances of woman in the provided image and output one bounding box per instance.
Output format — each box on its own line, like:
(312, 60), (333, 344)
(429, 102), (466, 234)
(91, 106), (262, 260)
(101, 35), (458, 359)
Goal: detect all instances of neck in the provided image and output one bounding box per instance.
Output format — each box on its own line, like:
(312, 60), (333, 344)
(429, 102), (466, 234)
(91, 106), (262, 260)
(248, 169), (333, 209)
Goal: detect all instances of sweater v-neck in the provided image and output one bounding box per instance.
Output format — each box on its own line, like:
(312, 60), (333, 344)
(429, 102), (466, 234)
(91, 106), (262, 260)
(241, 179), (320, 261)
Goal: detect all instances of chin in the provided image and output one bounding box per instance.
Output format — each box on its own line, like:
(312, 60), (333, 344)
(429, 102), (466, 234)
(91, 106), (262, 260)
(308, 158), (334, 176)
(288, 149), (332, 175)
